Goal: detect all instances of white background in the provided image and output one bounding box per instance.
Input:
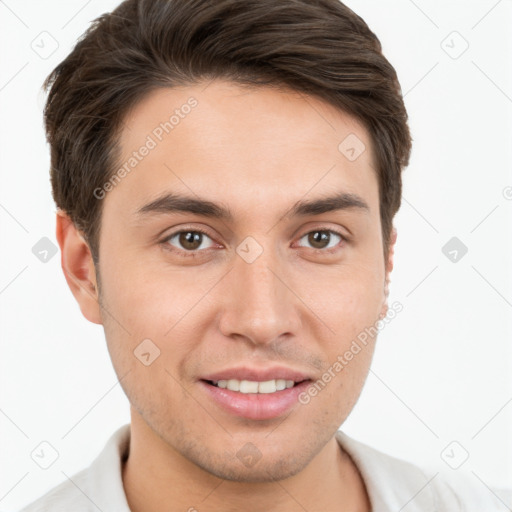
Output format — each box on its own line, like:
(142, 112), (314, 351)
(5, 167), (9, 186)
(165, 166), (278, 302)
(1, 0), (511, 510)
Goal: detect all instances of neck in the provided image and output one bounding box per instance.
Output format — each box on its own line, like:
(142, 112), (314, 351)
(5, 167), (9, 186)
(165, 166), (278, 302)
(122, 411), (371, 512)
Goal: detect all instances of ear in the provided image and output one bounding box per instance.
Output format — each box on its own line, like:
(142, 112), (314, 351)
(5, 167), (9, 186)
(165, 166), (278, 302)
(56, 210), (102, 325)
(379, 226), (397, 320)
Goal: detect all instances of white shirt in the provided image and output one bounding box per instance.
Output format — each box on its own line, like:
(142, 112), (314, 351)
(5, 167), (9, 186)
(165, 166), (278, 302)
(19, 424), (511, 511)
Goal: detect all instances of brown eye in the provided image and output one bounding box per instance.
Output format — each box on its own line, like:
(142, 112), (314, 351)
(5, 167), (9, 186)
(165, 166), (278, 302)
(165, 230), (214, 253)
(298, 230), (344, 251)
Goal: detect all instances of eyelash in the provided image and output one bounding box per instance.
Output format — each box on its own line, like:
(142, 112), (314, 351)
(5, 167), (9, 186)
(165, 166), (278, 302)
(160, 226), (348, 258)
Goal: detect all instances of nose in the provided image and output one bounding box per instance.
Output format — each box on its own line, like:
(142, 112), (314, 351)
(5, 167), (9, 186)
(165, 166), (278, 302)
(217, 244), (302, 347)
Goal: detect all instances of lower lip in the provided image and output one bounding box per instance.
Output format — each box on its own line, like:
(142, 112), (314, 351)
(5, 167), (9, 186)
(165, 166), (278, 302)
(199, 380), (312, 421)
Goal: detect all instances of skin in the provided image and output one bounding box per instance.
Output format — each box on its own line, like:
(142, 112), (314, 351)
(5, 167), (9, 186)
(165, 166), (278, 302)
(57, 80), (397, 512)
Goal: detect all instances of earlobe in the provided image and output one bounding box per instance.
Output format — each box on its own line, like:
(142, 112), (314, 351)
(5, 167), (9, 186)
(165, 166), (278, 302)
(379, 226), (397, 320)
(386, 226), (397, 274)
(56, 210), (102, 325)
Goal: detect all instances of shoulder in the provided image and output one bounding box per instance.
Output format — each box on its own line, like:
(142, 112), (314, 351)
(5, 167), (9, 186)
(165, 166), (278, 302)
(17, 468), (93, 512)
(18, 424), (131, 512)
(335, 430), (512, 511)
(429, 470), (512, 512)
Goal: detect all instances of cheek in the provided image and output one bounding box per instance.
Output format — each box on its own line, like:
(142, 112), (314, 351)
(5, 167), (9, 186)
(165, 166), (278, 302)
(98, 245), (210, 337)
(299, 319), (377, 424)
(295, 260), (384, 335)
(290, 260), (384, 401)
(97, 249), (223, 391)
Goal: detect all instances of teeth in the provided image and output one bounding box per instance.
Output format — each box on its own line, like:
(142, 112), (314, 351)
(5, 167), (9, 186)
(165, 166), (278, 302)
(213, 379), (298, 393)
(227, 379), (240, 391)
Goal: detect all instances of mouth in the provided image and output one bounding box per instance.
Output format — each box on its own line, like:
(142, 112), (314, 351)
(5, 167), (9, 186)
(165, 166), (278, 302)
(199, 378), (313, 420)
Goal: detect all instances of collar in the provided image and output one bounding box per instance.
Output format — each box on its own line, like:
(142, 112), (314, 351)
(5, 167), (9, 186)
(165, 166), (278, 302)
(335, 430), (441, 511)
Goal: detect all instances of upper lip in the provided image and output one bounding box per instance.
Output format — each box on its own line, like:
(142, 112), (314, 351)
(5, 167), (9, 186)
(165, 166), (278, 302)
(200, 366), (312, 383)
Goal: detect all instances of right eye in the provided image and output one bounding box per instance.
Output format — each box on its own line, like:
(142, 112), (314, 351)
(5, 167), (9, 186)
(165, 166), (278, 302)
(161, 228), (219, 257)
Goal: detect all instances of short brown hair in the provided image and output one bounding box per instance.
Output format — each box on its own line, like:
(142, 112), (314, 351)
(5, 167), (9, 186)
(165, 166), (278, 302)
(43, 0), (412, 265)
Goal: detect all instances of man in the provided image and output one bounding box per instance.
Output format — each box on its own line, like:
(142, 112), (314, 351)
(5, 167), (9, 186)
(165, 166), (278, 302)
(20, 0), (511, 510)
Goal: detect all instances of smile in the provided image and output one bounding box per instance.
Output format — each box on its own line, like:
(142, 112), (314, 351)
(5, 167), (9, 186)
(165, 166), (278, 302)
(207, 378), (303, 394)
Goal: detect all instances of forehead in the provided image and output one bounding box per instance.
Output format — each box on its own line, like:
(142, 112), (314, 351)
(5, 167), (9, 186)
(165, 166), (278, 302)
(109, 80), (379, 222)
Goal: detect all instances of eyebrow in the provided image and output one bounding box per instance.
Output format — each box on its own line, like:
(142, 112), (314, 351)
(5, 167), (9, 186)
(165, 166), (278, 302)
(135, 191), (370, 221)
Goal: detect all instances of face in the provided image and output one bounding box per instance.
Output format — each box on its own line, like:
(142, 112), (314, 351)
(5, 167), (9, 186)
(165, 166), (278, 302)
(72, 80), (392, 482)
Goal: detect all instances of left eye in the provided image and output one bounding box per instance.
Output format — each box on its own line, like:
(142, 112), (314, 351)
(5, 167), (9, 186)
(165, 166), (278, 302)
(297, 230), (344, 250)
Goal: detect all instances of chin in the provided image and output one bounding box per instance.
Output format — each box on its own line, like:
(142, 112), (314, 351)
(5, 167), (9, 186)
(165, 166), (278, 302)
(171, 429), (324, 484)
(194, 450), (310, 483)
